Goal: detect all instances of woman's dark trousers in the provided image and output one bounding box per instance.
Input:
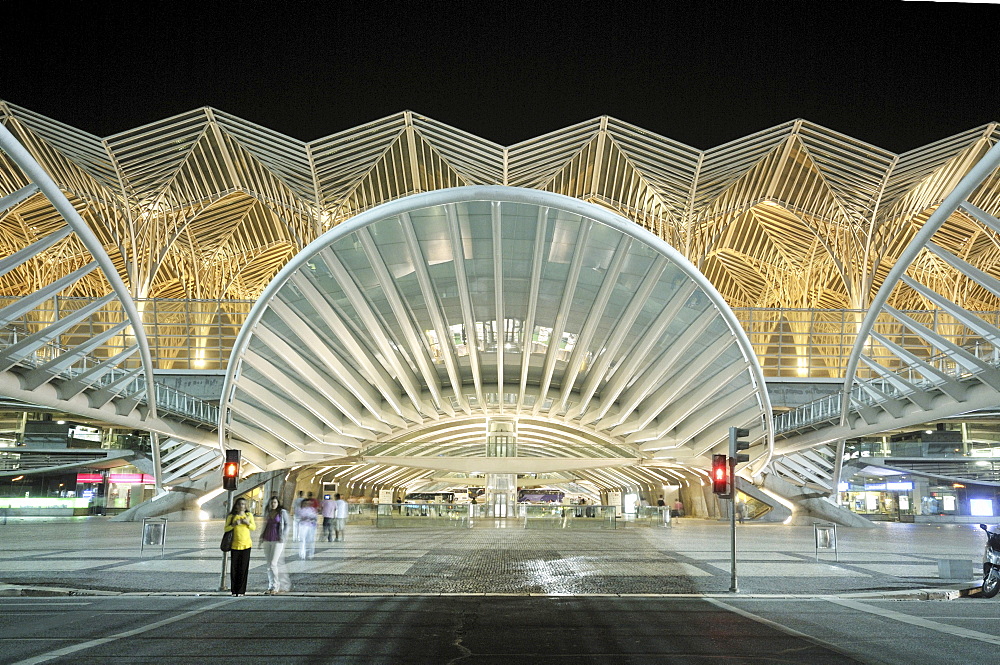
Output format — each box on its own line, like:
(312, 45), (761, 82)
(230, 548), (251, 594)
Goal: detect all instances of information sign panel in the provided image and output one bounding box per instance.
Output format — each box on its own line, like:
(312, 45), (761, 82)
(814, 522), (838, 561)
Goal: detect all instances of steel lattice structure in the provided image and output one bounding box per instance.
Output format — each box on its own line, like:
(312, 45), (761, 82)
(2, 102), (999, 316)
(2, 101), (1000, 496)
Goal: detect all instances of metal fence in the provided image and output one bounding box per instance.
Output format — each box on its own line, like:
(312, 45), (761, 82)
(774, 338), (1000, 434)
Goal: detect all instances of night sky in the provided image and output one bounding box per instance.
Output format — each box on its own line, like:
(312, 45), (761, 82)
(2, 1), (998, 153)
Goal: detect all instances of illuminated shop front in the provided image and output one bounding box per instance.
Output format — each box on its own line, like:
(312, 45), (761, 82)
(839, 480), (915, 520)
(0, 465), (155, 516)
(839, 475), (999, 521)
(75, 468), (156, 512)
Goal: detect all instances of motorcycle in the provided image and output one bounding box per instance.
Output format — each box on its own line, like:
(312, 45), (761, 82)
(979, 523), (1000, 598)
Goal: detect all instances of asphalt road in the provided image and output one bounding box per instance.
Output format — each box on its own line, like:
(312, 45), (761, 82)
(3, 595), (999, 665)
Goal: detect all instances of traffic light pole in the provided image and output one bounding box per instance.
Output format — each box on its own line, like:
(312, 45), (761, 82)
(729, 456), (738, 593)
(218, 489), (232, 592)
(727, 426), (749, 593)
(218, 448), (241, 592)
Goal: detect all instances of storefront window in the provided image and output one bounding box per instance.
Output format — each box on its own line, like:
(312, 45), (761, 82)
(840, 479), (915, 520)
(75, 465), (156, 512)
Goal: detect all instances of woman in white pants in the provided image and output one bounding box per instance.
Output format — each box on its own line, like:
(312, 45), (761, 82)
(260, 497), (290, 594)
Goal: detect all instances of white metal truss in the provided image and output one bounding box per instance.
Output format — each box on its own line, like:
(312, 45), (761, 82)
(3, 100), (1000, 496)
(0, 122), (167, 488)
(0, 124), (234, 487)
(770, 141), (1000, 490)
(219, 187), (773, 479)
(2, 101), (997, 322)
(159, 437), (223, 485)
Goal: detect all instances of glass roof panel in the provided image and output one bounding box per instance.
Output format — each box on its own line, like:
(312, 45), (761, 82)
(226, 186), (769, 473)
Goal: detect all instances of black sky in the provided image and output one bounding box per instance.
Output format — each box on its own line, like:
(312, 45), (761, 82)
(3, 1), (998, 152)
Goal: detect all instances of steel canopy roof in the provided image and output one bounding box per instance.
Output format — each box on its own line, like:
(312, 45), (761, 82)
(220, 186), (772, 478)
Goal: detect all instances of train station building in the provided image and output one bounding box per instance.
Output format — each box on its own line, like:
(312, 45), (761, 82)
(1, 102), (1000, 525)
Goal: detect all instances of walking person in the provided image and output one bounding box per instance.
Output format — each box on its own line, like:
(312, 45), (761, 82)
(225, 497), (255, 596)
(735, 498), (747, 524)
(321, 495), (337, 542)
(260, 496), (290, 594)
(291, 491), (305, 541)
(333, 493), (349, 542)
(296, 493), (318, 560)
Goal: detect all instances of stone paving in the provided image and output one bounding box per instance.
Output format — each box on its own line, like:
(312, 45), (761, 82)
(0, 516), (990, 596)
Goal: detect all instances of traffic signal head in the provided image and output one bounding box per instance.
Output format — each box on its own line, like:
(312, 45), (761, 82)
(222, 449), (240, 491)
(711, 454), (729, 495)
(729, 427), (751, 463)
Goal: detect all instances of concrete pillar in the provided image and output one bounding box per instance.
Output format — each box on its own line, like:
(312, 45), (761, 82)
(912, 478), (929, 516)
(680, 484), (710, 518)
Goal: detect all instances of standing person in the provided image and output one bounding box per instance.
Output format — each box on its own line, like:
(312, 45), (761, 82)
(260, 496), (290, 594)
(321, 495), (337, 542)
(333, 493), (349, 542)
(291, 491), (305, 541)
(673, 498), (684, 518)
(225, 497), (256, 596)
(735, 498), (747, 524)
(296, 494), (318, 560)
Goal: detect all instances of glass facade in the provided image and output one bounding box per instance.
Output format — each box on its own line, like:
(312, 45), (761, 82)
(838, 427), (1000, 521)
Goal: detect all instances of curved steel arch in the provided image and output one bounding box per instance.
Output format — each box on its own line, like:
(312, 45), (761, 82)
(769, 140), (1000, 491)
(0, 122), (164, 489)
(841, 141), (1000, 410)
(219, 186), (773, 479)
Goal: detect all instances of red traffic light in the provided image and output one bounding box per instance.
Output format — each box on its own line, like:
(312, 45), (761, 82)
(222, 449), (241, 490)
(711, 454), (729, 495)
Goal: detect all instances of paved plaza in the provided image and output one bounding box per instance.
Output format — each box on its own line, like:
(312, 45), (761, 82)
(0, 517), (989, 597)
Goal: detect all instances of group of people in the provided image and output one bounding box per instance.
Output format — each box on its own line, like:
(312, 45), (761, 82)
(223, 491), (350, 596)
(291, 491), (349, 559)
